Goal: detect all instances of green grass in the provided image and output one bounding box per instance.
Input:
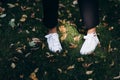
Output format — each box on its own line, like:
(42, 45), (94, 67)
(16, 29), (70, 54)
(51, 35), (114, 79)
(0, 0), (120, 80)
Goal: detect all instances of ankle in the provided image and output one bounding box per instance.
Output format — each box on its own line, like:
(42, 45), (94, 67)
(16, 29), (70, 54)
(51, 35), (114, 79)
(49, 27), (57, 33)
(87, 27), (96, 34)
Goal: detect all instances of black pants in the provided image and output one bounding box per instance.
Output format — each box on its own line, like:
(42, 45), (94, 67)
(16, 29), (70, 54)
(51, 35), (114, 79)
(42, 0), (99, 29)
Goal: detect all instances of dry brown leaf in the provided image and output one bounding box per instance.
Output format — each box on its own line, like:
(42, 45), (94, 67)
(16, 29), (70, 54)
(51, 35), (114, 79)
(86, 70), (93, 75)
(108, 26), (114, 31)
(82, 63), (93, 68)
(26, 30), (30, 34)
(74, 35), (80, 42)
(44, 71), (48, 75)
(11, 62), (16, 69)
(73, 0), (78, 5)
(88, 78), (93, 80)
(32, 27), (36, 31)
(67, 64), (75, 70)
(62, 50), (68, 57)
(103, 22), (108, 27)
(59, 25), (67, 33)
(46, 52), (54, 58)
(77, 57), (84, 62)
(58, 68), (62, 73)
(110, 60), (115, 67)
(108, 40), (112, 52)
(22, 14), (27, 18)
(113, 73), (120, 79)
(32, 38), (41, 43)
(69, 43), (77, 48)
(34, 68), (39, 73)
(33, 78), (38, 80)
(31, 13), (35, 18)
(20, 18), (26, 22)
(19, 74), (24, 78)
(7, 3), (15, 8)
(16, 49), (23, 53)
(42, 43), (45, 49)
(60, 33), (67, 41)
(29, 72), (38, 80)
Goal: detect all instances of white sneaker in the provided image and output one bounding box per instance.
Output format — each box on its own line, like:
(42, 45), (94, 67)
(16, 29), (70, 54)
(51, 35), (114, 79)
(45, 33), (62, 53)
(80, 32), (100, 55)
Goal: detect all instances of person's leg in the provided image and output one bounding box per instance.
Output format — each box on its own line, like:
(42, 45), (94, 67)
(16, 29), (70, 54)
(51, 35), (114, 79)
(78, 0), (100, 55)
(42, 0), (59, 33)
(42, 0), (62, 53)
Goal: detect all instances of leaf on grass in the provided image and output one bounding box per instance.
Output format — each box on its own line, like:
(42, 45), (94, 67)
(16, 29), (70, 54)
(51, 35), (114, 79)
(11, 62), (16, 69)
(113, 73), (120, 79)
(103, 22), (108, 27)
(32, 38), (41, 43)
(19, 74), (24, 79)
(16, 49), (23, 53)
(108, 26), (114, 31)
(31, 13), (35, 18)
(32, 27), (36, 31)
(20, 14), (27, 22)
(59, 25), (67, 33)
(9, 43), (14, 48)
(60, 33), (67, 41)
(82, 63), (93, 68)
(0, 7), (6, 18)
(67, 64), (75, 70)
(86, 70), (93, 75)
(62, 50), (68, 57)
(29, 41), (36, 47)
(69, 43), (77, 48)
(46, 52), (54, 58)
(77, 57), (84, 62)
(7, 3), (15, 8)
(110, 60), (115, 67)
(74, 35), (81, 42)
(9, 18), (16, 28)
(0, 14), (6, 18)
(20, 18), (26, 22)
(44, 71), (48, 75)
(0, 7), (5, 13)
(26, 30), (30, 34)
(59, 3), (65, 8)
(88, 78), (93, 80)
(25, 53), (31, 57)
(34, 68), (39, 73)
(73, 0), (78, 5)
(58, 68), (62, 73)
(108, 40), (112, 52)
(42, 43), (45, 49)
(11, 57), (19, 62)
(29, 72), (38, 80)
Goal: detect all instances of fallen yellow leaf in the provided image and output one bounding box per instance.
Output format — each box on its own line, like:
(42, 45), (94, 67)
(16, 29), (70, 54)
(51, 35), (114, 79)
(67, 64), (75, 70)
(59, 25), (67, 33)
(74, 35), (80, 42)
(60, 33), (67, 41)
(69, 43), (77, 48)
(86, 70), (93, 75)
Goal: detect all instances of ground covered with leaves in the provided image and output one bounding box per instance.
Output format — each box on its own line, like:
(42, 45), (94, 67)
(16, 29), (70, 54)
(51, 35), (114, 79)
(0, 0), (120, 80)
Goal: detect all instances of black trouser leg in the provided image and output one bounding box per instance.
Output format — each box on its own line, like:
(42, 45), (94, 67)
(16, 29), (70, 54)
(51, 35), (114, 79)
(42, 0), (99, 29)
(42, 0), (59, 29)
(78, 0), (99, 29)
